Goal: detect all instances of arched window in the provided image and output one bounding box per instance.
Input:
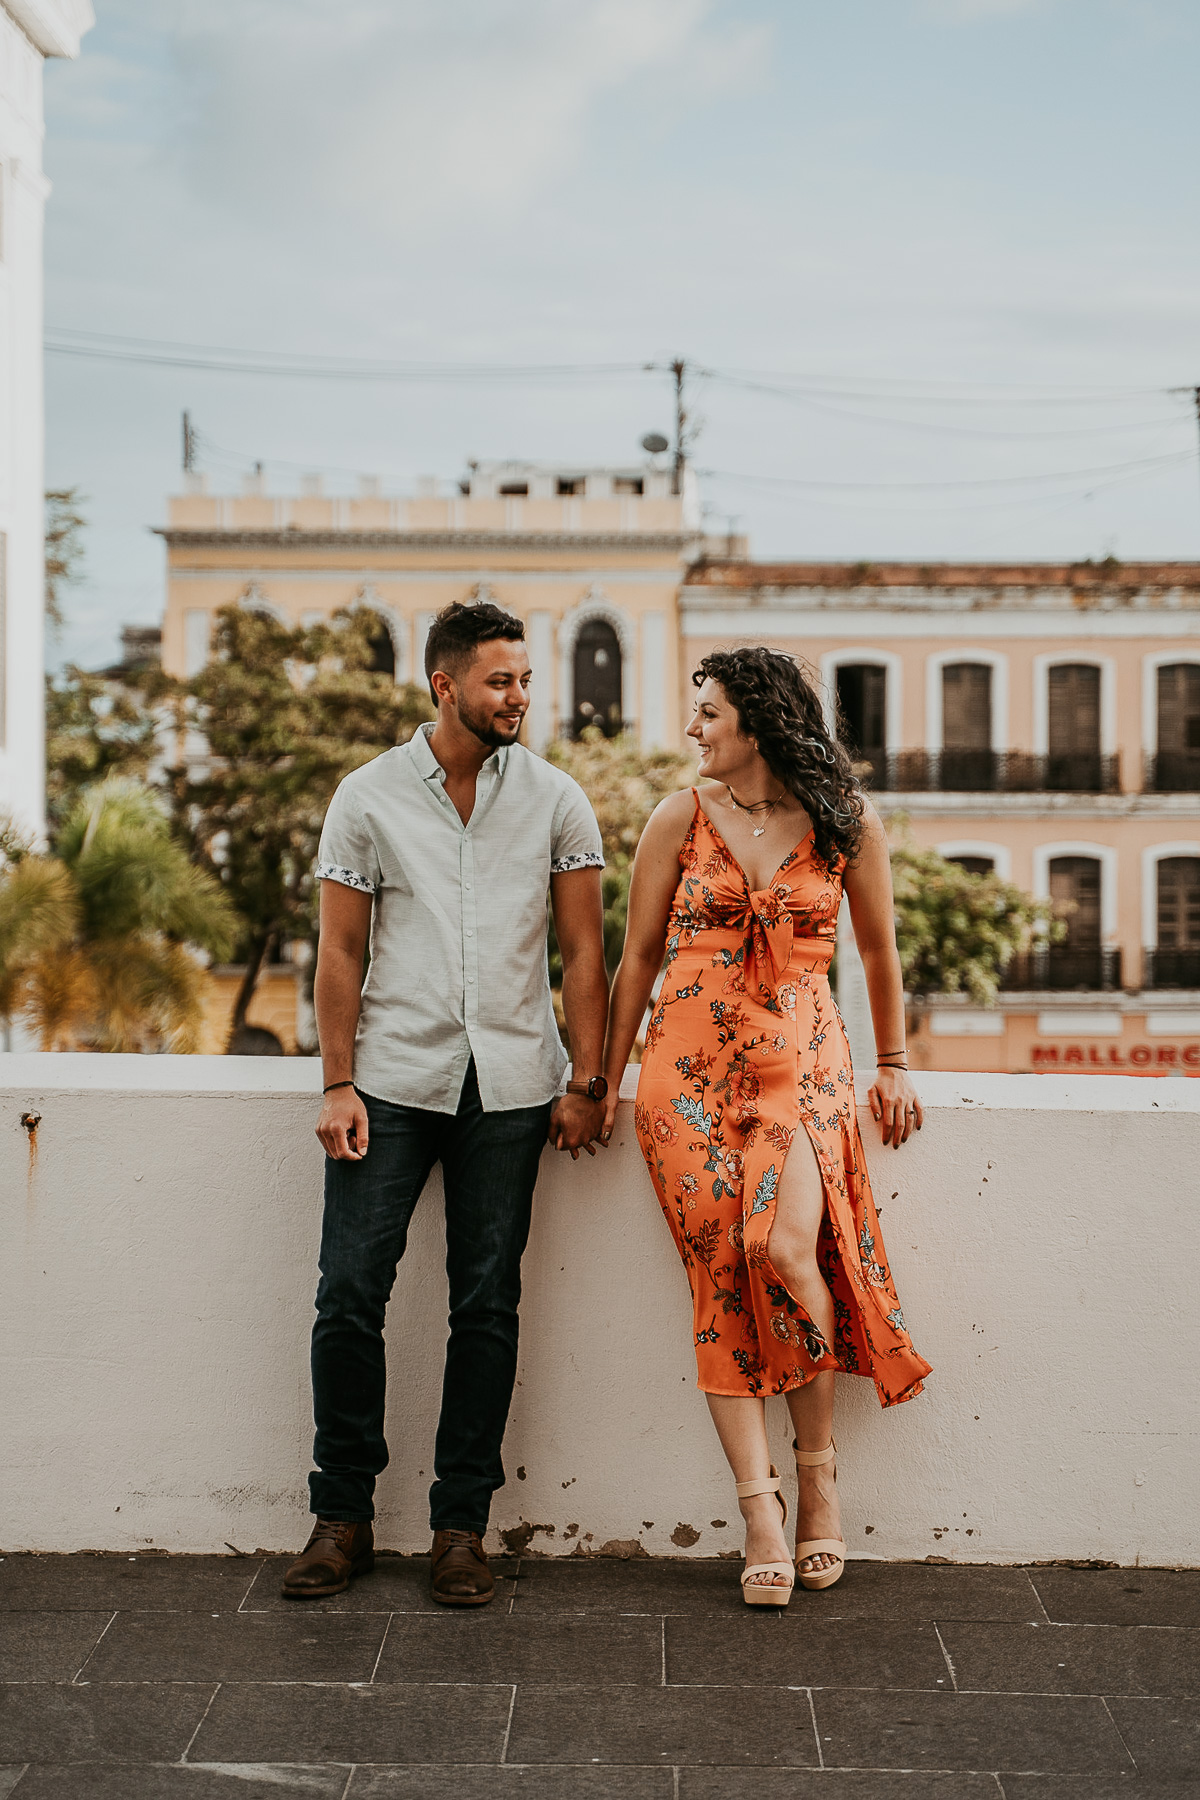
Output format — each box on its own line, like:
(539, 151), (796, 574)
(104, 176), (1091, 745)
(1154, 856), (1200, 986)
(1047, 664), (1101, 790)
(941, 663), (994, 790)
(572, 618), (622, 737)
(367, 621), (395, 678)
(835, 664), (887, 787)
(1155, 664), (1200, 791)
(948, 854), (995, 878)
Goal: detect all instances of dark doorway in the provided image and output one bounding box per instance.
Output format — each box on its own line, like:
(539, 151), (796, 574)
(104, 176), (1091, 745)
(1155, 664), (1200, 790)
(1047, 664), (1101, 789)
(941, 663), (994, 789)
(1153, 856), (1200, 986)
(363, 614), (395, 678)
(1047, 855), (1103, 987)
(948, 855), (995, 878)
(836, 664), (887, 787)
(572, 618), (622, 737)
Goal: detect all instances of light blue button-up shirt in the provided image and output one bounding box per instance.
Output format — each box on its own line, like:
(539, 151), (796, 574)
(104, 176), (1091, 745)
(315, 723), (604, 1113)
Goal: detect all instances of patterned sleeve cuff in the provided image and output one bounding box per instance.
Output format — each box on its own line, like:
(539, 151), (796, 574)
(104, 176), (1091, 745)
(550, 851), (606, 874)
(315, 862), (377, 893)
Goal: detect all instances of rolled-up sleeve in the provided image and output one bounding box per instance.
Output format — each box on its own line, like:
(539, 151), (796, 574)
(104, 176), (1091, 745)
(549, 780), (605, 875)
(316, 784), (381, 893)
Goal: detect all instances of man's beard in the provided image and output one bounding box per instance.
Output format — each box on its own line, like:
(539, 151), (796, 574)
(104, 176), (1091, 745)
(457, 696), (524, 749)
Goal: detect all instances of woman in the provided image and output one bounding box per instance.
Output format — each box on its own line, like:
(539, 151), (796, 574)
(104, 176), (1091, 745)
(599, 648), (931, 1606)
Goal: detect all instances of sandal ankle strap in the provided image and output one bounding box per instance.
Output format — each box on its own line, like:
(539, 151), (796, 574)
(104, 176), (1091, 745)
(793, 1438), (836, 1467)
(735, 1462), (783, 1501)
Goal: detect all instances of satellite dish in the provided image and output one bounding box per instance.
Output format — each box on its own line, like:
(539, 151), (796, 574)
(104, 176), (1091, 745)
(641, 432), (670, 455)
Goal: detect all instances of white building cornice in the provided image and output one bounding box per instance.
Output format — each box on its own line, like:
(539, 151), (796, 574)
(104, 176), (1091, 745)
(2, 0), (93, 58)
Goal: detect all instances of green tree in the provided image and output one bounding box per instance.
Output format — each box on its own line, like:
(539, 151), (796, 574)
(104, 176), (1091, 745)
(45, 664), (163, 833)
(168, 604), (434, 1043)
(0, 779), (237, 1051)
(889, 831), (1059, 1005)
(45, 487), (86, 635)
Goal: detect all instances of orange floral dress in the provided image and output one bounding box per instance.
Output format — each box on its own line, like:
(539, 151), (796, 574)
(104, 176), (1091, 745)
(634, 793), (931, 1406)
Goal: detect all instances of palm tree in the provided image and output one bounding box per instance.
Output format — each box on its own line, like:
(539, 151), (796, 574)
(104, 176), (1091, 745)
(0, 779), (238, 1052)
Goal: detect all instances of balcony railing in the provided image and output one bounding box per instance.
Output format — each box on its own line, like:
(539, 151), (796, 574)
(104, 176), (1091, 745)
(1145, 750), (1200, 793)
(1143, 947), (1200, 989)
(858, 749), (1121, 794)
(1001, 945), (1123, 992)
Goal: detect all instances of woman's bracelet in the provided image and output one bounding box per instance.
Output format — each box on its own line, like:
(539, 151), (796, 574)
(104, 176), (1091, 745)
(322, 1079), (355, 1095)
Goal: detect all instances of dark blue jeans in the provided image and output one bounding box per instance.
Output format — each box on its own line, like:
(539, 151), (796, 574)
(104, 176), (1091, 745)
(308, 1063), (551, 1533)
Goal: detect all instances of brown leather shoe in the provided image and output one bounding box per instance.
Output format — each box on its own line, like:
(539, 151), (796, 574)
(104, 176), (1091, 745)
(431, 1528), (494, 1607)
(281, 1519), (374, 1599)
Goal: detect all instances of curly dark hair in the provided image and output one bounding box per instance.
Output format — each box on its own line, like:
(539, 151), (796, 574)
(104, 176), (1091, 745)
(692, 647), (866, 867)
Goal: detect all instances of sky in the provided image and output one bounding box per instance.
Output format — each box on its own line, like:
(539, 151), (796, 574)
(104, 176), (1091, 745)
(43, 0), (1200, 669)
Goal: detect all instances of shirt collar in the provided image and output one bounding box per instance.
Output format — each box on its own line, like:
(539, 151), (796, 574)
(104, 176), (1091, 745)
(410, 720), (510, 784)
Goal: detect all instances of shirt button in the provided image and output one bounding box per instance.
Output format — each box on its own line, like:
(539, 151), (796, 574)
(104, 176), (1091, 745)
(467, 975), (475, 983)
(466, 930), (474, 937)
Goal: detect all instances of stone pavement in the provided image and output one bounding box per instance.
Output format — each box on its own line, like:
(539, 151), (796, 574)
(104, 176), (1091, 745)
(0, 1552), (1197, 1797)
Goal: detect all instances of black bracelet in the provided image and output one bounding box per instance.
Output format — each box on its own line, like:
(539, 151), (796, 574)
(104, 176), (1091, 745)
(323, 1079), (355, 1095)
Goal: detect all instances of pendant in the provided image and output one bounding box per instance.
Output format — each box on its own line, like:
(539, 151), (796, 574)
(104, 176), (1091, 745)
(753, 826), (765, 837)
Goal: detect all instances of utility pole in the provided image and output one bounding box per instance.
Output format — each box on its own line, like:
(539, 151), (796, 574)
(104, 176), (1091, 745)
(182, 410), (196, 475)
(671, 358), (686, 497)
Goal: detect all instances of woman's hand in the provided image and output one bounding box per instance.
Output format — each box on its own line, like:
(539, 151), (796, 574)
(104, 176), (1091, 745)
(598, 1080), (621, 1147)
(868, 1066), (923, 1148)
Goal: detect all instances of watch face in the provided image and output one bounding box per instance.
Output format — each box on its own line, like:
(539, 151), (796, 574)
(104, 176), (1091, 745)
(588, 1076), (609, 1100)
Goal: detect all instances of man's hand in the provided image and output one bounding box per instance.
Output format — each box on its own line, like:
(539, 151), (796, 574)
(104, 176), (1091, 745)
(317, 1087), (370, 1161)
(548, 1092), (606, 1160)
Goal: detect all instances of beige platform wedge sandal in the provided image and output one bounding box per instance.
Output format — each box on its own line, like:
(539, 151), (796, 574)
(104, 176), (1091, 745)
(735, 1466), (795, 1608)
(793, 1440), (846, 1592)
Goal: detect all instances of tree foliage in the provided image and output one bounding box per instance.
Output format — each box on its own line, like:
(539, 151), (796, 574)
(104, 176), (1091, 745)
(166, 604), (434, 1036)
(45, 664), (164, 832)
(0, 778), (238, 1051)
(544, 728), (694, 976)
(45, 487), (87, 635)
(890, 830), (1059, 1005)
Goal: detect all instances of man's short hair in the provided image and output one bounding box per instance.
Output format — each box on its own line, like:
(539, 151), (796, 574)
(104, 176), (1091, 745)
(424, 601), (526, 699)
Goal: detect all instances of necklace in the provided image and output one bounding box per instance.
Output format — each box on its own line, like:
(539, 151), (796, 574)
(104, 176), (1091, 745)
(726, 783), (786, 837)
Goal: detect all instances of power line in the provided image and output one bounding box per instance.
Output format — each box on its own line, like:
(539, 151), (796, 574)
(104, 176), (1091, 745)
(698, 448), (1198, 494)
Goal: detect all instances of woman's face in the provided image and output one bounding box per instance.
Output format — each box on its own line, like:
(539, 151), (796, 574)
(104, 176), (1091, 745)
(687, 677), (761, 784)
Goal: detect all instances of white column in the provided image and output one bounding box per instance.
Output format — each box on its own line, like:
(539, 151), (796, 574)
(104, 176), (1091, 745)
(527, 610), (554, 751)
(640, 611), (667, 749)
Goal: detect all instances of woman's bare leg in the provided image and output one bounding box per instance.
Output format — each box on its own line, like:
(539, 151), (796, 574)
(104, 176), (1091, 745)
(705, 1394), (791, 1587)
(767, 1136), (843, 1573)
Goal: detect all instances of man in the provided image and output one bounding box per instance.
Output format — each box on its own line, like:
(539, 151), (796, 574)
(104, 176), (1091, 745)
(282, 600), (610, 1606)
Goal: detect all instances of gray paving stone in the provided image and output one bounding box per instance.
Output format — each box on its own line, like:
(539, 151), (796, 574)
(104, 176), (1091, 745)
(1002, 1779), (1200, 1798)
(349, 1770), (673, 1799)
(0, 1682), (214, 1763)
(682, 1775), (999, 1799)
(0, 1772), (22, 1800)
(1030, 1569), (1200, 1629)
(942, 1620), (1200, 1697)
(666, 1615), (950, 1690)
(243, 1554), (518, 1615)
(0, 1557), (260, 1615)
(374, 1612), (661, 1685)
(192, 1682), (512, 1764)
(801, 1564), (1042, 1624)
(506, 1684), (821, 1766)
(83, 1610), (389, 1683)
(7, 1767), (349, 1798)
(509, 1558), (749, 1614)
(1106, 1695), (1200, 1782)
(811, 1688), (1133, 1775)
(0, 1614), (114, 1681)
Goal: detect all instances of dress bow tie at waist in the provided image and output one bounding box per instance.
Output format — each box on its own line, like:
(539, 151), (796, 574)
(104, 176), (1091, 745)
(704, 890), (832, 1000)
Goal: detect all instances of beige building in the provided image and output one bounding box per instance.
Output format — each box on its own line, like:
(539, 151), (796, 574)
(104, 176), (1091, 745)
(683, 558), (1200, 1076)
(159, 472), (1200, 1074)
(159, 459), (698, 753)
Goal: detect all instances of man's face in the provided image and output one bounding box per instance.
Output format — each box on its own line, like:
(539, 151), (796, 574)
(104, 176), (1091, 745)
(449, 638), (533, 748)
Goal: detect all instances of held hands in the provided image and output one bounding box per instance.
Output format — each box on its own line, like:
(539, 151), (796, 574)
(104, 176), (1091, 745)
(317, 1087), (370, 1161)
(868, 1065), (923, 1149)
(548, 1092), (608, 1159)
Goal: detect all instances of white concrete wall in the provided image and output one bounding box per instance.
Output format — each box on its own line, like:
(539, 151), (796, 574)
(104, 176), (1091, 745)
(2, 1055), (1197, 1566)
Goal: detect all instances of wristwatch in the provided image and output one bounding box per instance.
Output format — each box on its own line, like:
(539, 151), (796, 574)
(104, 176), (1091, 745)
(566, 1075), (609, 1101)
